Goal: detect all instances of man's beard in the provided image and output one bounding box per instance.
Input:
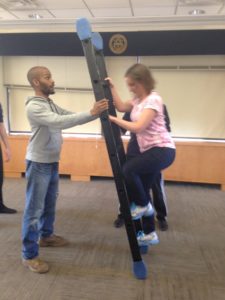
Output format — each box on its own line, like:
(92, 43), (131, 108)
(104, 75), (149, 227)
(41, 85), (55, 96)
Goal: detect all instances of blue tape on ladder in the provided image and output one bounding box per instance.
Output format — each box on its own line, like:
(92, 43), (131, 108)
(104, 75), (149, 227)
(76, 18), (92, 41)
(92, 32), (103, 51)
(133, 260), (148, 280)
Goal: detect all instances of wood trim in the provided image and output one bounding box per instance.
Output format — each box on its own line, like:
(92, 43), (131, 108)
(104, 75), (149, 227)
(4, 135), (225, 190)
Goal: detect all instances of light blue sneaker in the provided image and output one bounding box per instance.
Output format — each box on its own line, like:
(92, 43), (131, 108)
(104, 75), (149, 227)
(137, 230), (149, 253)
(131, 203), (154, 220)
(143, 203), (154, 217)
(137, 231), (159, 246)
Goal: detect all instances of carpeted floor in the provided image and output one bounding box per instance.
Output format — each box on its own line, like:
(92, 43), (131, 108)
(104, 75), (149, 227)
(0, 177), (225, 300)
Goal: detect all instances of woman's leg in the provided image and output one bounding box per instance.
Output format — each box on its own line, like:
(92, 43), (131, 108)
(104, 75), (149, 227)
(0, 146), (17, 213)
(152, 173), (168, 220)
(123, 147), (175, 246)
(122, 147), (175, 207)
(0, 146), (4, 208)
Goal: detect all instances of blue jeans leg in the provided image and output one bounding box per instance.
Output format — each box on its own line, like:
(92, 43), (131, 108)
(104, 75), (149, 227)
(39, 166), (59, 238)
(22, 161), (59, 259)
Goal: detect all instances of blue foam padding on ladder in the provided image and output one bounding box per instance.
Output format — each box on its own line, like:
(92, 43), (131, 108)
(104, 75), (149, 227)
(76, 18), (92, 41)
(92, 32), (103, 51)
(133, 261), (148, 280)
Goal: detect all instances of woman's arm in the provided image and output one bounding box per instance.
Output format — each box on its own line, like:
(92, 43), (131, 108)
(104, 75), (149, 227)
(106, 78), (132, 112)
(109, 108), (156, 133)
(0, 123), (11, 162)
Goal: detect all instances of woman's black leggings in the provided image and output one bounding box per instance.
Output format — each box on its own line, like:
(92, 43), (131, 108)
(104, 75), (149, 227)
(0, 146), (4, 207)
(123, 147), (176, 206)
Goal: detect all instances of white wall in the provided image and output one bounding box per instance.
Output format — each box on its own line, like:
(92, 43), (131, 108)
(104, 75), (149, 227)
(141, 55), (225, 139)
(2, 55), (225, 139)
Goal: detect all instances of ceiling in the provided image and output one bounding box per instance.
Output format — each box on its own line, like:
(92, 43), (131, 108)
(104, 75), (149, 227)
(0, 0), (225, 32)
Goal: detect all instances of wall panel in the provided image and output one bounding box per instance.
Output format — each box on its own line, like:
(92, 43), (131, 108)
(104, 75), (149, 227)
(4, 135), (225, 191)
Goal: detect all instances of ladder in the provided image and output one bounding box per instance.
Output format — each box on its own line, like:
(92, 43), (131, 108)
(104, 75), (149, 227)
(76, 18), (147, 280)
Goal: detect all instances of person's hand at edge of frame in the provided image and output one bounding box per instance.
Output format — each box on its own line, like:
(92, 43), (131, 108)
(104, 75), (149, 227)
(3, 148), (11, 162)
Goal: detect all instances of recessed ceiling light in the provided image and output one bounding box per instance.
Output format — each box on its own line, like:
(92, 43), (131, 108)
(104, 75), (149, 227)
(189, 9), (205, 15)
(28, 13), (42, 19)
(0, 0), (38, 10)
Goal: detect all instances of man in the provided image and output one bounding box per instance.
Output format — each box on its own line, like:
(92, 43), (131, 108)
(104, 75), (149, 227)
(22, 66), (108, 273)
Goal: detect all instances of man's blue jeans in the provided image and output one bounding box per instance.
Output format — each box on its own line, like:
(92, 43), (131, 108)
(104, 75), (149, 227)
(22, 160), (59, 259)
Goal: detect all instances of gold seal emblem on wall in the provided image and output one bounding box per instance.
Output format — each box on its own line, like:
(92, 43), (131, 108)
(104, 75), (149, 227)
(109, 34), (128, 55)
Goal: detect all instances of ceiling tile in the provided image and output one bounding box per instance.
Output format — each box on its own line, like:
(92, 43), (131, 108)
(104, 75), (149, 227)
(91, 8), (132, 17)
(0, 10), (17, 20)
(50, 9), (92, 18)
(133, 6), (176, 16)
(0, 0), (38, 10)
(219, 6), (225, 13)
(10, 9), (54, 19)
(37, 0), (86, 9)
(177, 4), (223, 14)
(178, 0), (223, 5)
(131, 0), (177, 6)
(85, 0), (130, 8)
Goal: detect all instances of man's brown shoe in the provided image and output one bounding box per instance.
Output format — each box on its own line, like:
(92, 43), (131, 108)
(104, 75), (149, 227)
(39, 234), (69, 247)
(22, 257), (49, 273)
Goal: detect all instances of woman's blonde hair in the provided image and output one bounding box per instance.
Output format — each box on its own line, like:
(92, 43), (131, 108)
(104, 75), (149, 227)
(125, 63), (155, 94)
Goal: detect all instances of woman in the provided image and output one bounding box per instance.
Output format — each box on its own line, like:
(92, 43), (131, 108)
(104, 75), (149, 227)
(113, 105), (171, 231)
(0, 103), (17, 214)
(108, 63), (175, 246)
